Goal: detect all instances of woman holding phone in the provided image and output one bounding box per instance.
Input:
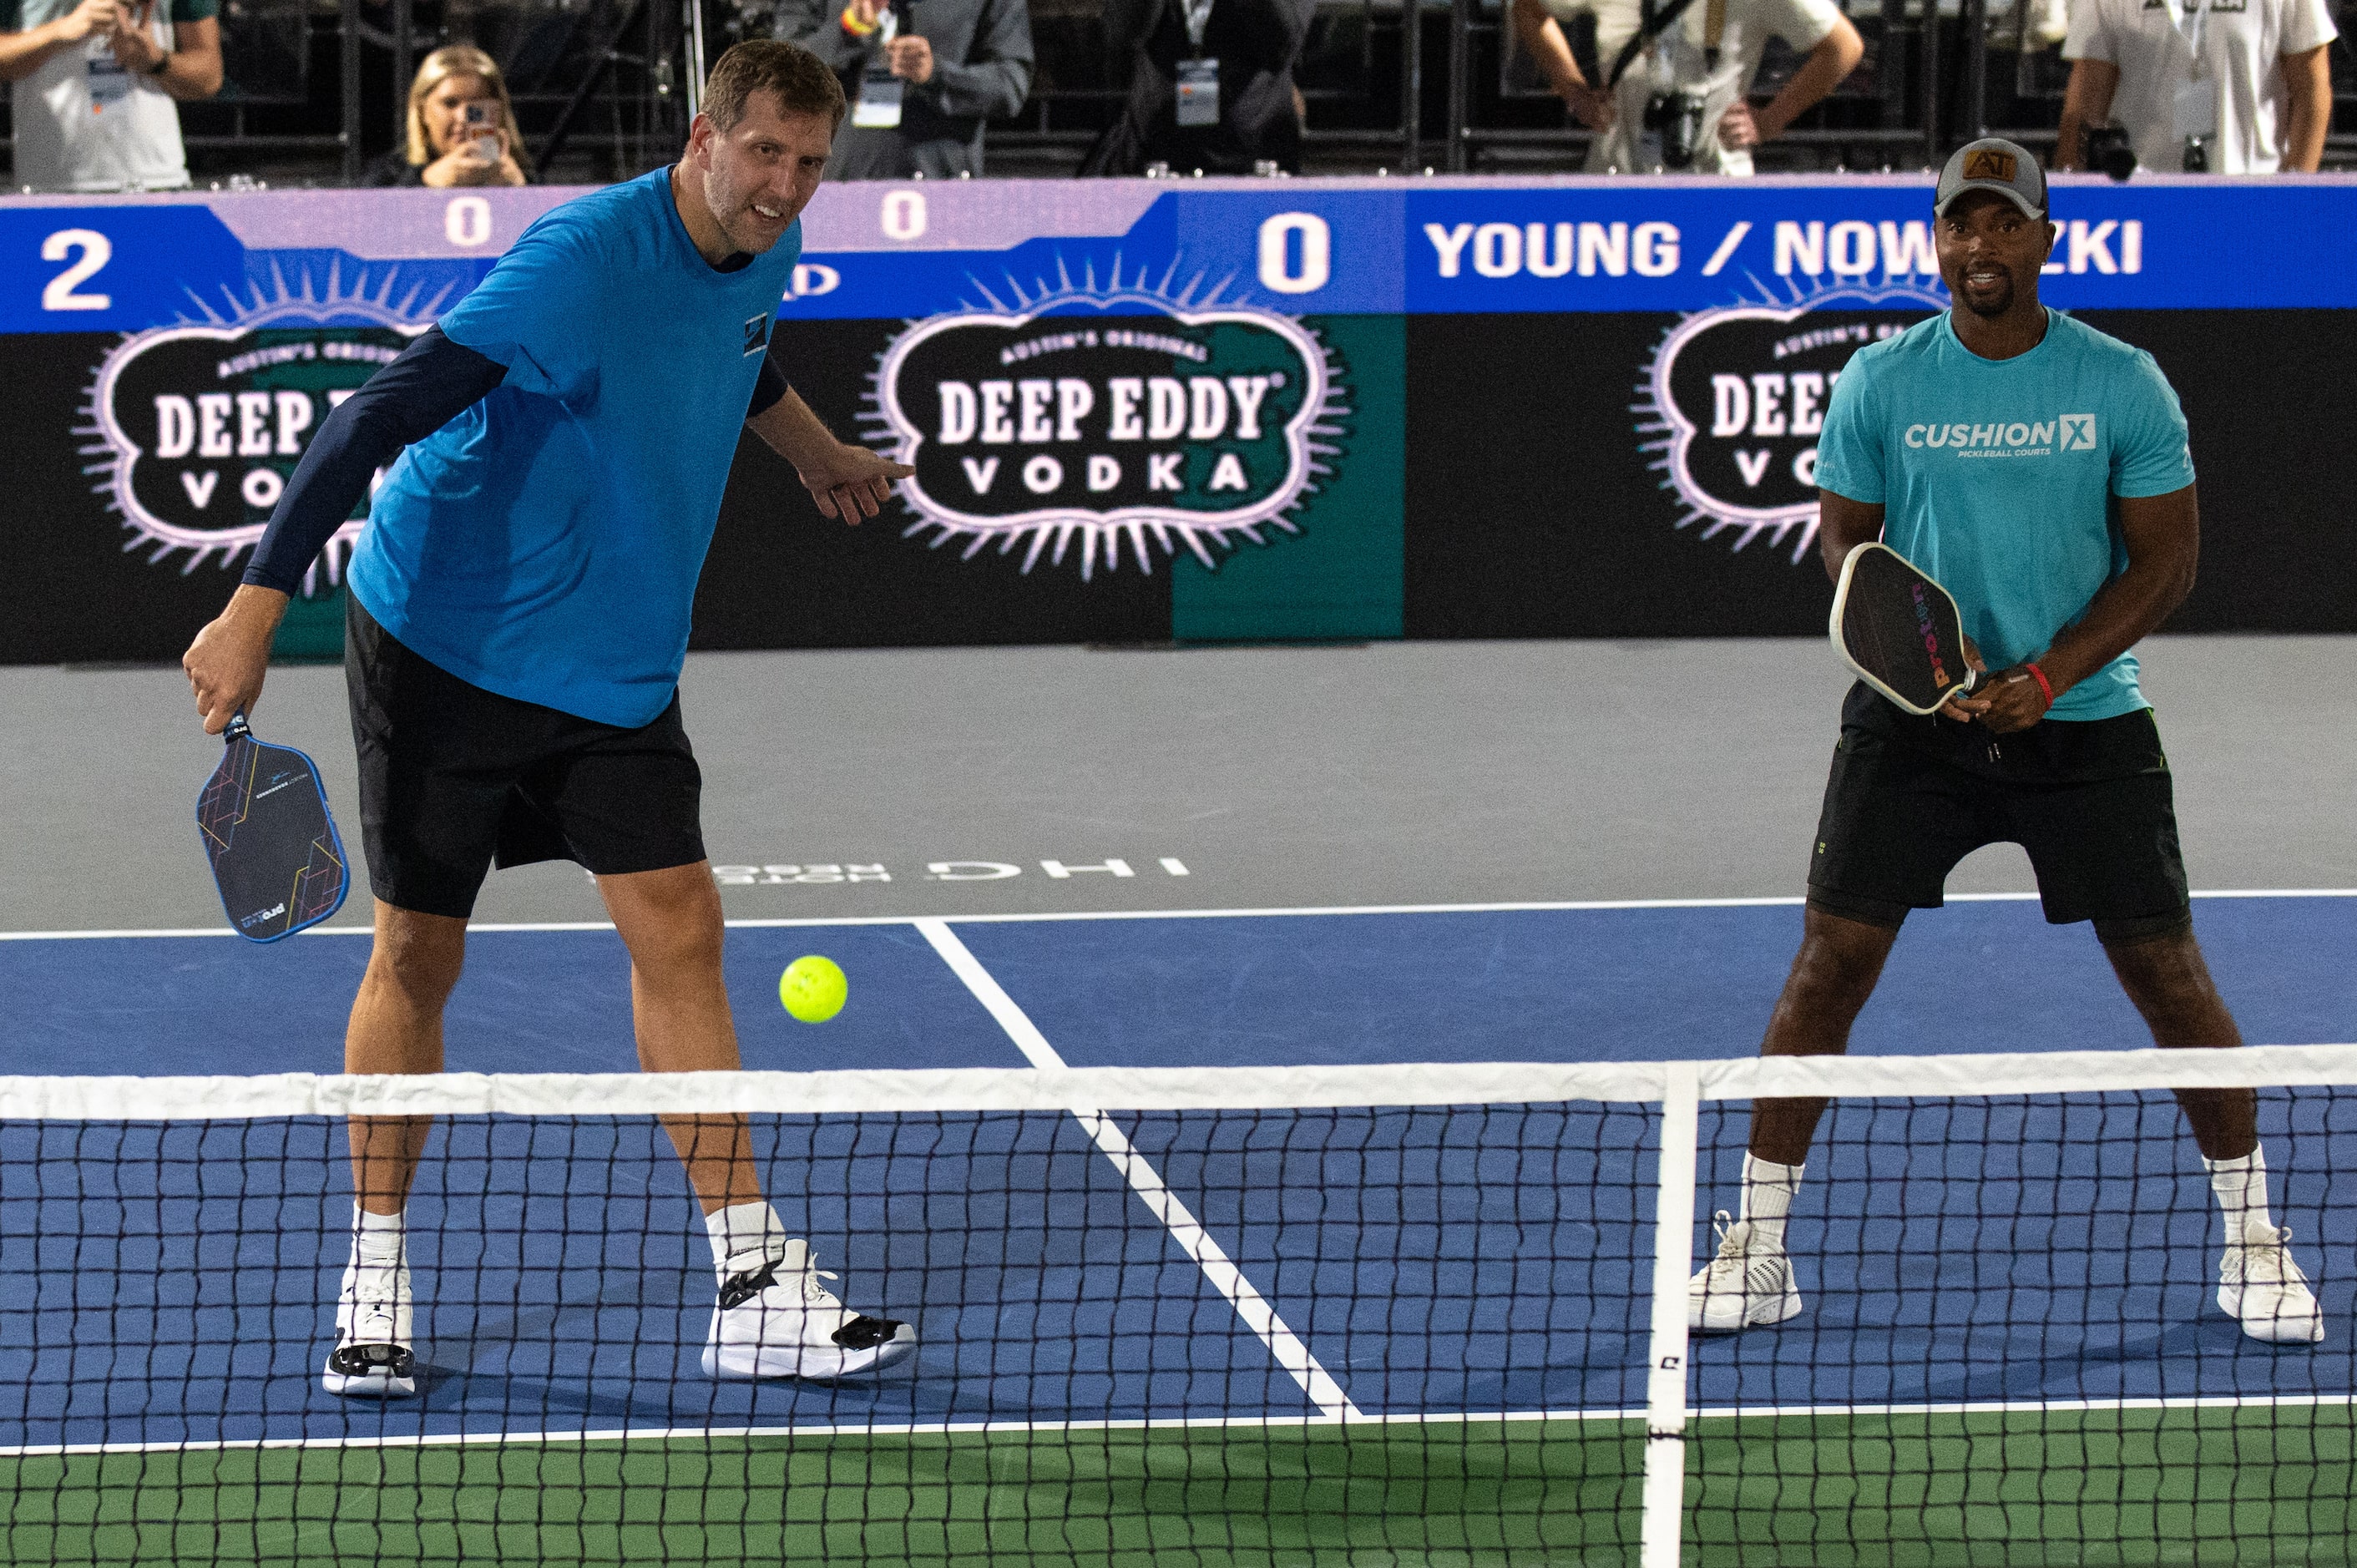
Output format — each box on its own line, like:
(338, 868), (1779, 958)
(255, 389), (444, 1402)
(366, 44), (528, 187)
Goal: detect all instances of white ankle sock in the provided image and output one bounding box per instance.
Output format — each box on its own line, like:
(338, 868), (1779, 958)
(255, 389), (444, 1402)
(705, 1201), (785, 1277)
(352, 1205), (405, 1267)
(2204, 1148), (2274, 1238)
(1739, 1156), (1804, 1251)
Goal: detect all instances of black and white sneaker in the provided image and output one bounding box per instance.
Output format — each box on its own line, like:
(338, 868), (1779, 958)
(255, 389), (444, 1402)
(701, 1238), (915, 1380)
(323, 1247), (417, 1399)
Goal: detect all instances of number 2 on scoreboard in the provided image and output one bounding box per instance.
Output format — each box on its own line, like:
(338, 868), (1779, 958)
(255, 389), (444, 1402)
(41, 229), (114, 312)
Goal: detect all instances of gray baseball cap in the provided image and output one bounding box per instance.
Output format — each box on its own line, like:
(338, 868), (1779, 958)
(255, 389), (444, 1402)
(1934, 138), (2048, 219)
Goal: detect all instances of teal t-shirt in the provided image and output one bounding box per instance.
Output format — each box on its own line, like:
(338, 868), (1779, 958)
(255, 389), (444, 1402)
(1813, 309), (2195, 722)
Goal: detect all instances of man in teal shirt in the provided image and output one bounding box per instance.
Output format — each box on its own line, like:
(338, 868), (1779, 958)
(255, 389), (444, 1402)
(1687, 139), (2322, 1347)
(0, 0), (223, 190)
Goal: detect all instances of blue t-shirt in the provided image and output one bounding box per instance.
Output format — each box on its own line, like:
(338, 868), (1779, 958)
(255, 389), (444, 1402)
(1813, 310), (2195, 723)
(347, 168), (800, 726)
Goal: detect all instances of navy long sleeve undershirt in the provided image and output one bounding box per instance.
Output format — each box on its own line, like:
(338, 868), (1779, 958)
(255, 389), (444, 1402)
(242, 324), (793, 595)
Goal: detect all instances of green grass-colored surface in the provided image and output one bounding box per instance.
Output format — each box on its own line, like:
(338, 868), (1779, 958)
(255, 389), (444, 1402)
(4, 1406), (2350, 1566)
(1687, 1404), (2357, 1567)
(0, 1421), (1637, 1568)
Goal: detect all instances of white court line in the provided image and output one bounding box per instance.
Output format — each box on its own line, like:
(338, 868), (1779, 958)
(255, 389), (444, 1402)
(913, 917), (1362, 1422)
(0, 1407), (1597, 1459)
(9, 1388), (2347, 1459)
(7, 887), (2354, 942)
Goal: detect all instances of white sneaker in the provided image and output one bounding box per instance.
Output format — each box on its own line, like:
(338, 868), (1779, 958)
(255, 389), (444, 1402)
(1687, 1212), (1803, 1334)
(2219, 1219), (2324, 1344)
(701, 1238), (916, 1380)
(323, 1247), (417, 1398)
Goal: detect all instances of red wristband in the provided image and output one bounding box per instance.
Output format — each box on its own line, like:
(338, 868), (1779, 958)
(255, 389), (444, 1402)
(2023, 662), (2055, 708)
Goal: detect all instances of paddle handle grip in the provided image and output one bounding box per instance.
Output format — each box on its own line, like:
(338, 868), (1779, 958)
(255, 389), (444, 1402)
(224, 711), (251, 744)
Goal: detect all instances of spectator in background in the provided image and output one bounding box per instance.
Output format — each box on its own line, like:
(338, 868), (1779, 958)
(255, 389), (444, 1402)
(1080, 0), (1314, 175)
(1, 0), (222, 190)
(1509, 0), (1862, 175)
(366, 44), (528, 187)
(2056, 0), (2334, 175)
(774, 0), (1032, 178)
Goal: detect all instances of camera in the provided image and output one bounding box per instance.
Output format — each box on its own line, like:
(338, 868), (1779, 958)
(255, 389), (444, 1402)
(2081, 123), (2137, 182)
(1642, 89), (1710, 171)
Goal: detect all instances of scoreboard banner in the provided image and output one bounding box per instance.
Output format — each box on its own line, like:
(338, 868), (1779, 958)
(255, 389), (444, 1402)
(4, 175), (2352, 663)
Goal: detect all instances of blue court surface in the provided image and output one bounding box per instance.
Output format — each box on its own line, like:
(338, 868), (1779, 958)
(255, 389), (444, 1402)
(3, 893), (2354, 1453)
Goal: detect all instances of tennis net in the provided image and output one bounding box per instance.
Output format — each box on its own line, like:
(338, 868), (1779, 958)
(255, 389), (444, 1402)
(2, 1048), (2352, 1566)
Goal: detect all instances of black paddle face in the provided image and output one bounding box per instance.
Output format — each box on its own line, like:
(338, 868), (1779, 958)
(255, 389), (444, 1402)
(1839, 546), (1974, 713)
(197, 719), (351, 942)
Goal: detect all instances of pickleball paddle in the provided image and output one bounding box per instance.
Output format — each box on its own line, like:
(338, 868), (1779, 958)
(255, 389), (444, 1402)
(1830, 542), (1982, 716)
(196, 714), (351, 942)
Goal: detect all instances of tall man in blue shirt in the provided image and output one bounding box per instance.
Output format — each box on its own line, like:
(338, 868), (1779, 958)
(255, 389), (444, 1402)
(1686, 139), (2322, 1346)
(180, 41), (918, 1397)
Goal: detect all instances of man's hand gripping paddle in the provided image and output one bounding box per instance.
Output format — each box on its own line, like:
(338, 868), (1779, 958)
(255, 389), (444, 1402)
(1829, 542), (1982, 716)
(197, 714), (352, 942)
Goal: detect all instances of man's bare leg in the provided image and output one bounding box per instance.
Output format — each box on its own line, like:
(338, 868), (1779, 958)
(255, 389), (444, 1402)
(1692, 906), (1902, 1333)
(327, 898), (465, 1396)
(2102, 927), (2253, 1159)
(346, 899), (468, 1210)
(599, 861), (917, 1377)
(2103, 923), (2317, 1340)
(1748, 907), (1904, 1163)
(594, 862), (761, 1213)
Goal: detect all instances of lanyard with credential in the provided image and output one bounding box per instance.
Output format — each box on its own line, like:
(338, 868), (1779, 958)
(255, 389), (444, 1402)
(1181, 0), (1214, 54)
(2164, 0), (2212, 73)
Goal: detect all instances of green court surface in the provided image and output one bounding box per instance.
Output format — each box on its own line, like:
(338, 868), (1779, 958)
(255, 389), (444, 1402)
(8, 1404), (2351, 1566)
(1686, 1404), (2357, 1567)
(0, 1422), (1634, 1568)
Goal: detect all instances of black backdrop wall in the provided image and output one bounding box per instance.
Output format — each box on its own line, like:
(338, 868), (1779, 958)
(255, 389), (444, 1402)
(7, 308), (2350, 666)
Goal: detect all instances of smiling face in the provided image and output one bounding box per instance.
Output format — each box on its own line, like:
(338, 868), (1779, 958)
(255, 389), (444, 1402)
(685, 90), (834, 256)
(1935, 191), (2058, 320)
(423, 73), (503, 159)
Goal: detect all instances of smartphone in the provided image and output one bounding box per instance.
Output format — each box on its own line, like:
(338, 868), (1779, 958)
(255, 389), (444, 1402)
(462, 100), (500, 161)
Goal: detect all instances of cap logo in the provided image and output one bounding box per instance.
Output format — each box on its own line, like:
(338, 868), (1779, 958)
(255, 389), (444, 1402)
(1964, 149), (2017, 182)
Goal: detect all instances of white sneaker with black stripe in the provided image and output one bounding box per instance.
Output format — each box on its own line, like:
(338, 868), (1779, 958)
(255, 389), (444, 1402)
(702, 1238), (916, 1380)
(2219, 1219), (2324, 1344)
(322, 1248), (417, 1398)
(1687, 1212), (1803, 1334)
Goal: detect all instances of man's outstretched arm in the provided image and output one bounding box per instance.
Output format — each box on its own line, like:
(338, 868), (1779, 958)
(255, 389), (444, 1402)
(183, 327), (506, 731)
(745, 375), (913, 523)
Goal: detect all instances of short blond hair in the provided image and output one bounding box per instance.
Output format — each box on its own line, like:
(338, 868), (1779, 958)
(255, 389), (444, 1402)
(702, 39), (846, 133)
(404, 46), (526, 169)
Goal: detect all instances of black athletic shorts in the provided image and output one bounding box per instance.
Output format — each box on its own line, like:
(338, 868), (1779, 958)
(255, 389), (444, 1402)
(345, 597), (706, 918)
(1807, 681), (2192, 946)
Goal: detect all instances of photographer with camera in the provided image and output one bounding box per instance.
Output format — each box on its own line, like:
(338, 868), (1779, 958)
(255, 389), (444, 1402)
(1510, 0), (1862, 175)
(2056, 0), (2334, 177)
(364, 47), (528, 188)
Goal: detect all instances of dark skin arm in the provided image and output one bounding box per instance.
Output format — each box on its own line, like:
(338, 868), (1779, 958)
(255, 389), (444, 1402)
(1816, 481), (2200, 734)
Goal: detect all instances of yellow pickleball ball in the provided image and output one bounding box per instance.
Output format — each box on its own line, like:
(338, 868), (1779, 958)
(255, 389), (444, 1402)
(778, 955), (847, 1024)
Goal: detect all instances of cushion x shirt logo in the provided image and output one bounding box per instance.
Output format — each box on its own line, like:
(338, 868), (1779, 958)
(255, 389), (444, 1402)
(1901, 413), (2097, 455)
(864, 266), (1347, 580)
